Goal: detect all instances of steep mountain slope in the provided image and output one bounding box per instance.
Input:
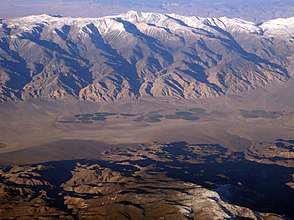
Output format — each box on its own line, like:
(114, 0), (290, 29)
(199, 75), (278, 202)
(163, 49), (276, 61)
(0, 11), (293, 102)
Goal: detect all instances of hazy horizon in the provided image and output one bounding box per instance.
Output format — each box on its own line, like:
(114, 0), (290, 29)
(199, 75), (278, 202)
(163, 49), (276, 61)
(1, 0), (294, 21)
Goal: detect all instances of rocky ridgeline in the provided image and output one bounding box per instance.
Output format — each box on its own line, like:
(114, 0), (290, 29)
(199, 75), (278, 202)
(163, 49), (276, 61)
(0, 12), (293, 102)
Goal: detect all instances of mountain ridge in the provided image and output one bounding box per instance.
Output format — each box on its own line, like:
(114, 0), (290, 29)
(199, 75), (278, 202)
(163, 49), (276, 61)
(5, 11), (294, 35)
(0, 11), (293, 102)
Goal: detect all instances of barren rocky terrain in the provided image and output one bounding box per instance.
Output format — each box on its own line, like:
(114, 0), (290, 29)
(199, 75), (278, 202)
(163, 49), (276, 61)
(0, 140), (293, 219)
(0, 11), (294, 220)
(0, 11), (293, 103)
(0, 83), (294, 218)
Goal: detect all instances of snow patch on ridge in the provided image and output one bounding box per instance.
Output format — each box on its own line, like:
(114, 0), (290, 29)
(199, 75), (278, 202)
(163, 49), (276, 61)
(3, 11), (294, 41)
(260, 17), (294, 38)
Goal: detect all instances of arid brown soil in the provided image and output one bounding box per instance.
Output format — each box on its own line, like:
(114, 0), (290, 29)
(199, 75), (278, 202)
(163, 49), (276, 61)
(0, 141), (293, 219)
(0, 81), (293, 219)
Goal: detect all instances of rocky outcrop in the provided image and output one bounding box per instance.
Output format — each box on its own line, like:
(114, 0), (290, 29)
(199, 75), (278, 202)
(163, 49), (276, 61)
(0, 141), (293, 219)
(0, 12), (293, 102)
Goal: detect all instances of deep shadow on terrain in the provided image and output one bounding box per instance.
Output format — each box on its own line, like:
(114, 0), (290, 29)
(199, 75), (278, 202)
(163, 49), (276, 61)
(1, 141), (292, 218)
(120, 142), (294, 218)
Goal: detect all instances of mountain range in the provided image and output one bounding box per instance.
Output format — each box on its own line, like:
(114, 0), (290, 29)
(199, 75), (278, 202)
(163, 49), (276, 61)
(0, 11), (293, 102)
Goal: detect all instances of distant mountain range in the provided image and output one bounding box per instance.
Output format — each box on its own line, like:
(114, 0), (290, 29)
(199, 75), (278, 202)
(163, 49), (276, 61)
(0, 11), (293, 102)
(2, 0), (294, 22)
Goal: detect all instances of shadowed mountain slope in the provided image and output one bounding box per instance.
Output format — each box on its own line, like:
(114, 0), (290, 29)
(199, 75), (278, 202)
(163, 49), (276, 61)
(0, 11), (293, 102)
